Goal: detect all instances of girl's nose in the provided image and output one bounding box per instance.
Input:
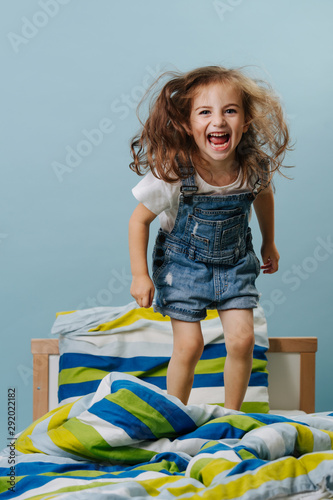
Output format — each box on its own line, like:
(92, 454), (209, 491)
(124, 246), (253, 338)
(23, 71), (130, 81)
(213, 113), (226, 127)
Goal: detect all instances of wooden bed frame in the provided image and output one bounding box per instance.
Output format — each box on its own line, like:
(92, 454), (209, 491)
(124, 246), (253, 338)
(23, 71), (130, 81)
(31, 337), (317, 421)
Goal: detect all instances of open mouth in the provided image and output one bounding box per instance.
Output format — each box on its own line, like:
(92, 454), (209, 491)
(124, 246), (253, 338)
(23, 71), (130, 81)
(207, 132), (230, 150)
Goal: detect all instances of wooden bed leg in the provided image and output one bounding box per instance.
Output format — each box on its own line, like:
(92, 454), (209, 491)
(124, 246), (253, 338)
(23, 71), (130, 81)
(33, 354), (49, 421)
(300, 352), (316, 414)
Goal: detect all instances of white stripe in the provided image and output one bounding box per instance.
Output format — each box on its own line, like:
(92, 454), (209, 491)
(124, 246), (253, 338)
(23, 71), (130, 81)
(77, 411), (134, 447)
(186, 450), (241, 477)
(188, 386), (268, 405)
(247, 426), (287, 459)
(132, 436), (209, 456)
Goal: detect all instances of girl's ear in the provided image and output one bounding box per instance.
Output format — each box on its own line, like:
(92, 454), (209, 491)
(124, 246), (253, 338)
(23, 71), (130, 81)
(243, 117), (250, 133)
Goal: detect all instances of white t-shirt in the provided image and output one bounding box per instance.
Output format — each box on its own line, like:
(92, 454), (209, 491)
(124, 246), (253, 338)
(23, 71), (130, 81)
(132, 169), (254, 233)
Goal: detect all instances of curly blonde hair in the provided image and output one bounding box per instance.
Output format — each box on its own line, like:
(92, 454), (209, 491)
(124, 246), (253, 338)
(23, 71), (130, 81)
(130, 66), (292, 185)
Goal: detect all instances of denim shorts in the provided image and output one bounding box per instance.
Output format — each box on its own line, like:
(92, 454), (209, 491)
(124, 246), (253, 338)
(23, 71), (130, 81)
(152, 237), (261, 322)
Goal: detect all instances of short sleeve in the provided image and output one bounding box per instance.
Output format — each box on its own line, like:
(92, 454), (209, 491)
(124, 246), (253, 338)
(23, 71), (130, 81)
(132, 172), (180, 216)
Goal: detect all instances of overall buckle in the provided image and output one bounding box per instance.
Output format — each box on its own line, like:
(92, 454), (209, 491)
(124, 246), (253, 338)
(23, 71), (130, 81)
(180, 185), (198, 203)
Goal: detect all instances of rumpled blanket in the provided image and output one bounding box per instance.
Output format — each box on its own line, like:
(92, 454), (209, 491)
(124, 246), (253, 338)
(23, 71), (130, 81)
(1, 372), (333, 499)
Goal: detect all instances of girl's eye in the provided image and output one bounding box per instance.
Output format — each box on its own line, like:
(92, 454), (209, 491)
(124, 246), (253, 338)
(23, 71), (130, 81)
(199, 110), (210, 115)
(226, 109), (237, 114)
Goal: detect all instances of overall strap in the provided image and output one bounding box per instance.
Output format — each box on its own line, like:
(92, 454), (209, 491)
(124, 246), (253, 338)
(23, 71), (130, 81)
(251, 158), (271, 198)
(251, 177), (271, 199)
(176, 155), (198, 199)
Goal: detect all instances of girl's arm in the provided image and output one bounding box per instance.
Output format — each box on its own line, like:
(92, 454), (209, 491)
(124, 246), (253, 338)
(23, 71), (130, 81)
(129, 202), (157, 307)
(253, 185), (280, 274)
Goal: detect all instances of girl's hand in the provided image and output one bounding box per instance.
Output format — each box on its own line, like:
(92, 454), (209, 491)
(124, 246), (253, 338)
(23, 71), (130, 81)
(260, 242), (280, 274)
(130, 275), (155, 308)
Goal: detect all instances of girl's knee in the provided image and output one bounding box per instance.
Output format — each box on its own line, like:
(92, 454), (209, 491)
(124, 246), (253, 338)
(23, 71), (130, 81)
(174, 335), (204, 364)
(228, 331), (254, 358)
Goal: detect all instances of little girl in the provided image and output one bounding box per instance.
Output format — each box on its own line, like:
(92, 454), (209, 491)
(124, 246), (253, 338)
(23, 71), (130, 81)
(128, 66), (291, 410)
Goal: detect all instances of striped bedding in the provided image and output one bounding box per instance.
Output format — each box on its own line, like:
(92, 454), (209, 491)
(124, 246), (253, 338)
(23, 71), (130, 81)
(1, 372), (333, 499)
(54, 302), (269, 412)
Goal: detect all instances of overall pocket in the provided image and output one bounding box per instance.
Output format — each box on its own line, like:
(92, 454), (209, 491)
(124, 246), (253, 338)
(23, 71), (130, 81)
(185, 213), (246, 262)
(152, 246), (171, 282)
(194, 206), (242, 220)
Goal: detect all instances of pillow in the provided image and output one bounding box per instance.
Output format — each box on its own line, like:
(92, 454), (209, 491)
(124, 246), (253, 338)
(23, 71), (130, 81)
(52, 301), (269, 412)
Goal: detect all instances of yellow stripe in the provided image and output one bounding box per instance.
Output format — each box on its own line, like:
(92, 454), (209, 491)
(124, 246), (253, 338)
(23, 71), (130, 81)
(15, 434), (44, 455)
(88, 308), (169, 332)
(88, 307), (220, 332)
(56, 310), (77, 317)
(136, 476), (183, 496)
(205, 310), (219, 320)
(163, 481), (205, 497)
(191, 452), (333, 499)
(48, 423), (94, 459)
(287, 422), (314, 454)
(194, 457), (237, 486)
(15, 404), (68, 453)
(321, 429), (333, 447)
(48, 401), (76, 431)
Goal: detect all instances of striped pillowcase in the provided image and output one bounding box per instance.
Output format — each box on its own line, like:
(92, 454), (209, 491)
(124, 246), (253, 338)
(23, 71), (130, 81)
(52, 302), (269, 413)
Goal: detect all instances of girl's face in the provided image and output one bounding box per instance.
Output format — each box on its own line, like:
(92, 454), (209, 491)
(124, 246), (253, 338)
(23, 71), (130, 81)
(189, 82), (248, 169)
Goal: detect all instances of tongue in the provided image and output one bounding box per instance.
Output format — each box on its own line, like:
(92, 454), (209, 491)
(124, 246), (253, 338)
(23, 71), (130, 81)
(209, 135), (229, 145)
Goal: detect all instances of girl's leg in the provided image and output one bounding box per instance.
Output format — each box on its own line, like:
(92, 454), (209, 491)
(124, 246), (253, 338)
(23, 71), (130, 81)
(218, 308), (255, 411)
(167, 319), (204, 405)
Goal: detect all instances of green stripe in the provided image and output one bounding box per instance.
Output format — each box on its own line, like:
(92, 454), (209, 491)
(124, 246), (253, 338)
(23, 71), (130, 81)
(252, 359), (268, 372)
(203, 414), (268, 432)
(200, 440), (220, 451)
(195, 357), (225, 374)
(130, 358), (267, 379)
(241, 402), (269, 413)
(42, 470), (111, 478)
(58, 367), (108, 385)
(133, 459), (181, 474)
(237, 448), (258, 460)
(105, 388), (177, 438)
(211, 401), (269, 414)
(22, 479), (142, 500)
(60, 417), (156, 463)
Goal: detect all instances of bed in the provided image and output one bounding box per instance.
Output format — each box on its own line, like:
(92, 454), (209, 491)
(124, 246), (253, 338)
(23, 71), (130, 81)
(1, 303), (333, 500)
(31, 335), (317, 421)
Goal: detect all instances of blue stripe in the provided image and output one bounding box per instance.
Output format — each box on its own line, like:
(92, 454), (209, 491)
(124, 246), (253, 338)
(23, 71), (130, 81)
(150, 452), (189, 471)
(191, 371), (267, 389)
(111, 380), (197, 435)
(226, 458), (266, 476)
(59, 345), (266, 372)
(1, 461), (125, 476)
(59, 353), (169, 372)
(244, 413), (309, 426)
(0, 463), (180, 500)
(197, 442), (233, 455)
(89, 398), (156, 440)
(58, 380), (99, 401)
(140, 375), (166, 389)
(178, 421), (246, 441)
(200, 343), (267, 361)
(58, 372), (268, 402)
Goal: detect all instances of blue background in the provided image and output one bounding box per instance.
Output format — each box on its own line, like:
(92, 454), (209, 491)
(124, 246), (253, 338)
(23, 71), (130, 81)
(1, 0), (333, 446)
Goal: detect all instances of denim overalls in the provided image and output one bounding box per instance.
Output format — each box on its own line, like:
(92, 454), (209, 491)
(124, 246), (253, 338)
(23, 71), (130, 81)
(152, 167), (261, 322)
